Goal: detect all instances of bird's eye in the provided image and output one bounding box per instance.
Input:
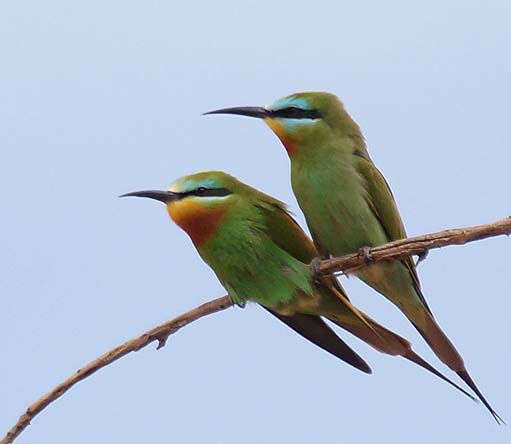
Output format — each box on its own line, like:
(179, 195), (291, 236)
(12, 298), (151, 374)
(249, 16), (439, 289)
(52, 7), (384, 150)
(271, 107), (320, 119)
(196, 187), (208, 195)
(285, 107), (302, 117)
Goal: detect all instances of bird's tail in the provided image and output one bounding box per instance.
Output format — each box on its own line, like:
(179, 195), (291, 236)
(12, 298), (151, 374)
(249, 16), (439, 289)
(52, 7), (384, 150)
(326, 310), (477, 403)
(322, 279), (378, 337)
(415, 312), (504, 424)
(264, 307), (372, 374)
(357, 263), (503, 423)
(328, 306), (476, 401)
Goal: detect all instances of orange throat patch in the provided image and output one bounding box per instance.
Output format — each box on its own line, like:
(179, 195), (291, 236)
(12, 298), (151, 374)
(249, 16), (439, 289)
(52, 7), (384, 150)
(167, 199), (228, 247)
(264, 118), (297, 156)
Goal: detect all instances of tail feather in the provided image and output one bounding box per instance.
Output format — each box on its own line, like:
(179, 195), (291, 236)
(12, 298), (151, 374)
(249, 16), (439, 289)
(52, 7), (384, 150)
(457, 369), (505, 425)
(357, 260), (466, 372)
(329, 315), (477, 402)
(402, 350), (477, 402)
(414, 312), (464, 371)
(324, 279), (379, 338)
(400, 310), (503, 423)
(263, 307), (372, 374)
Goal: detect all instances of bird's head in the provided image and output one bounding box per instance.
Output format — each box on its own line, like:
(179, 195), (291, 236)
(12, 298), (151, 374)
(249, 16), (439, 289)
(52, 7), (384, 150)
(121, 171), (239, 247)
(205, 92), (364, 157)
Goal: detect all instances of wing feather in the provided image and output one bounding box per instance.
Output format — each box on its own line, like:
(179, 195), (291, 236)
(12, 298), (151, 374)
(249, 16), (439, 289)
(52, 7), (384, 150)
(356, 158), (432, 314)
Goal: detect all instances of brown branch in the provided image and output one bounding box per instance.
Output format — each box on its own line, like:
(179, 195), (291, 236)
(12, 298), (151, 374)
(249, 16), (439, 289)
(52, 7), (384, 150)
(318, 216), (511, 276)
(3, 216), (510, 444)
(1, 296), (233, 444)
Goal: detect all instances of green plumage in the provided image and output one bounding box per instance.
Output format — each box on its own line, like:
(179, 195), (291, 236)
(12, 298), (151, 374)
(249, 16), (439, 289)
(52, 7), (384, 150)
(205, 93), (501, 422)
(124, 171), (479, 403)
(196, 185), (314, 310)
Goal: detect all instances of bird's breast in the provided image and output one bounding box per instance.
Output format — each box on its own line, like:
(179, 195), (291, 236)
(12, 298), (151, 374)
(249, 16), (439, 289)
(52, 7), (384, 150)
(167, 199), (228, 247)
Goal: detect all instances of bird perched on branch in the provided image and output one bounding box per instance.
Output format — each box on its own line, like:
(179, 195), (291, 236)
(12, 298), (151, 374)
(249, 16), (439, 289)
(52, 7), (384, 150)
(122, 171), (477, 408)
(205, 94), (502, 423)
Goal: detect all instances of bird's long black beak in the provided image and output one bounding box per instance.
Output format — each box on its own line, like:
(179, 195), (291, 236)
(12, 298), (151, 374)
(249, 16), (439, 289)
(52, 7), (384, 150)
(203, 106), (269, 119)
(119, 190), (179, 204)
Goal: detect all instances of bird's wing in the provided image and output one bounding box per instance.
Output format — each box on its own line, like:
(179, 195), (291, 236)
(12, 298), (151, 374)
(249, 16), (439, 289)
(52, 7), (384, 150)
(258, 201), (375, 330)
(254, 202), (374, 374)
(309, 226), (331, 258)
(263, 306), (372, 374)
(255, 201), (317, 263)
(357, 160), (405, 239)
(355, 157), (431, 313)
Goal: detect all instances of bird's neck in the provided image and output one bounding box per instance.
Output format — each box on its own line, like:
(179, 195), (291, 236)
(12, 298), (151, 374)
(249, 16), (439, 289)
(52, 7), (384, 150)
(168, 200), (229, 248)
(264, 118), (298, 156)
(265, 118), (368, 162)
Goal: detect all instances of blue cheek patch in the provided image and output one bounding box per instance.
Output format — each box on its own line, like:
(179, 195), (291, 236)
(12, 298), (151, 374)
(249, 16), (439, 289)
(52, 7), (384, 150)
(280, 117), (317, 131)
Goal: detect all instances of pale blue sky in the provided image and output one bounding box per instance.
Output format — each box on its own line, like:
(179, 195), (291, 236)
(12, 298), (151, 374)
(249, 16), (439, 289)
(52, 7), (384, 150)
(1, 1), (510, 443)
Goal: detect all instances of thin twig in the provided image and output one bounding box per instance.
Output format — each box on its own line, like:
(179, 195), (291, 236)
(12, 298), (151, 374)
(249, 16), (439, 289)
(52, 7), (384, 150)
(1, 296), (233, 444)
(3, 216), (510, 444)
(318, 217), (511, 276)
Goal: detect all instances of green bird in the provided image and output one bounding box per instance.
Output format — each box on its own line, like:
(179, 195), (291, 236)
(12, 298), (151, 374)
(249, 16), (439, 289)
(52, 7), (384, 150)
(205, 94), (502, 422)
(122, 171), (477, 408)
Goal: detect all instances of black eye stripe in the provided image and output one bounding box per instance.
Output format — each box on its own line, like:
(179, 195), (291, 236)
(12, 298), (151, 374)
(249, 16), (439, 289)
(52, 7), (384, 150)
(270, 107), (321, 120)
(178, 187), (232, 199)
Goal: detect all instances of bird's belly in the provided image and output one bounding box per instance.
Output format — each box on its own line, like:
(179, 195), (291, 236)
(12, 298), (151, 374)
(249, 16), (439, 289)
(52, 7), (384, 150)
(303, 197), (386, 256)
(292, 162), (387, 256)
(203, 235), (313, 311)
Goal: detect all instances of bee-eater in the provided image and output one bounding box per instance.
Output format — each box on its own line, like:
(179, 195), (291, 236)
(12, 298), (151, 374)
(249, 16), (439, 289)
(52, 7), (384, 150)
(122, 171), (478, 409)
(205, 94), (502, 422)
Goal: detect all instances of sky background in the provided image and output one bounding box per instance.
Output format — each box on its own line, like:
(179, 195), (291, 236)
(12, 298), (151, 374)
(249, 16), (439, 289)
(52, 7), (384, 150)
(1, 1), (510, 443)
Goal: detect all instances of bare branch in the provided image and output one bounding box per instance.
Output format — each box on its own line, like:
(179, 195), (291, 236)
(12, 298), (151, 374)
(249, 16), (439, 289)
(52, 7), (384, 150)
(1, 296), (233, 444)
(318, 217), (511, 276)
(3, 216), (510, 444)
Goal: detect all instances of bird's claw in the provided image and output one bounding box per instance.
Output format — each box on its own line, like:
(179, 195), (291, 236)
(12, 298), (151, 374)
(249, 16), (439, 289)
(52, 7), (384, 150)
(154, 329), (177, 350)
(309, 257), (323, 283)
(415, 249), (429, 266)
(358, 246), (374, 264)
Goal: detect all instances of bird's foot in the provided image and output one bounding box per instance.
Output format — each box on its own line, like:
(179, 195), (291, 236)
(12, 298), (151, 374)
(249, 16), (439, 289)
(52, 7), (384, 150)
(358, 246), (374, 264)
(309, 257), (324, 283)
(415, 249), (429, 266)
(154, 330), (175, 350)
